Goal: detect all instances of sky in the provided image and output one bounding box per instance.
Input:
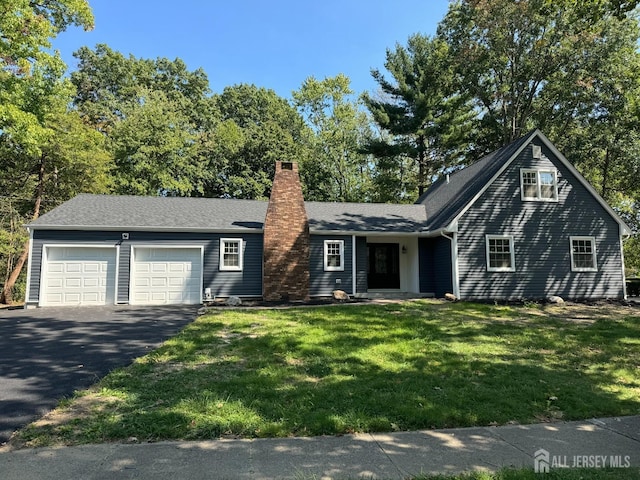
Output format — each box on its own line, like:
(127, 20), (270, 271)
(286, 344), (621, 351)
(51, 0), (451, 99)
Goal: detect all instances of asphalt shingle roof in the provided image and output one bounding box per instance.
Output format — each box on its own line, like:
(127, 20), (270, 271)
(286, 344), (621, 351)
(29, 195), (430, 233)
(28, 195), (269, 231)
(415, 131), (534, 230)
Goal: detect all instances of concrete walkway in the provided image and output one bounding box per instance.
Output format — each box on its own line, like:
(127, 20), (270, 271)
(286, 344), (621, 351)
(0, 416), (638, 479)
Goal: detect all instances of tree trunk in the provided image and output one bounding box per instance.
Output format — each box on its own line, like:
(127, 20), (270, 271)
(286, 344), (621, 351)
(417, 135), (426, 196)
(0, 156), (45, 305)
(601, 148), (611, 202)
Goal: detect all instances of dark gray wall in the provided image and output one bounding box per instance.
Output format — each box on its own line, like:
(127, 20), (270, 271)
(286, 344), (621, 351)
(419, 237), (453, 297)
(309, 234), (353, 295)
(457, 141), (624, 300)
(29, 230), (264, 304)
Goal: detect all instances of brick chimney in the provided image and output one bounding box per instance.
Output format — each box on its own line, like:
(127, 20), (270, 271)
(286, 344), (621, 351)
(263, 161), (310, 301)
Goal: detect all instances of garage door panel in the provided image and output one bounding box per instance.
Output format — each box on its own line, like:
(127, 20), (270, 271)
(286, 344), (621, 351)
(43, 247), (116, 307)
(151, 277), (167, 287)
(131, 247), (201, 306)
(66, 263), (82, 273)
(65, 278), (82, 288)
(151, 263), (167, 273)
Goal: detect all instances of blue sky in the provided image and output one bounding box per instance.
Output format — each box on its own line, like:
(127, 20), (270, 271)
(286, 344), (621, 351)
(51, 0), (450, 99)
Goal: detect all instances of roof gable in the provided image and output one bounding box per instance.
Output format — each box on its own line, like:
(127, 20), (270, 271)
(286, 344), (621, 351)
(416, 130), (631, 236)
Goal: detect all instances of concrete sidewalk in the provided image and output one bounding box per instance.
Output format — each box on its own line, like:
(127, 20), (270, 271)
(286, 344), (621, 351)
(0, 416), (638, 479)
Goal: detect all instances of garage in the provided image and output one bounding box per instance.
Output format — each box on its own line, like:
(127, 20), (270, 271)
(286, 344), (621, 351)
(41, 246), (117, 306)
(130, 246), (203, 305)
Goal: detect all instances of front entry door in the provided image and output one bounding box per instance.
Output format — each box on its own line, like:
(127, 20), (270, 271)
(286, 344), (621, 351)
(367, 243), (400, 289)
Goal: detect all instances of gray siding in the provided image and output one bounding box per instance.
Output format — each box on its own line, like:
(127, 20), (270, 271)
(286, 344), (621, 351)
(310, 235), (354, 295)
(457, 141), (624, 300)
(28, 230), (263, 305)
(419, 237), (453, 297)
(355, 236), (368, 293)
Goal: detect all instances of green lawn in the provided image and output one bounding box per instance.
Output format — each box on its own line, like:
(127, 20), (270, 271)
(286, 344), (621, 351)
(415, 468), (640, 479)
(15, 300), (640, 446)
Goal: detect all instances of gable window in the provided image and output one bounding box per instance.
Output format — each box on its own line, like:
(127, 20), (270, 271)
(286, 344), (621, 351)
(486, 235), (515, 272)
(570, 236), (597, 272)
(220, 238), (243, 271)
(520, 168), (558, 201)
(324, 240), (344, 271)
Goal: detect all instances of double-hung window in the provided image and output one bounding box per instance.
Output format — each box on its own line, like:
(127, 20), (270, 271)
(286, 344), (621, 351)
(486, 235), (515, 272)
(220, 238), (243, 271)
(520, 169), (558, 201)
(570, 236), (597, 272)
(324, 240), (344, 271)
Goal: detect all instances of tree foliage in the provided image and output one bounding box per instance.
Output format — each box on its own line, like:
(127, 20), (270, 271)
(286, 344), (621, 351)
(208, 84), (314, 199)
(293, 74), (373, 202)
(0, 0), (102, 304)
(364, 34), (475, 199)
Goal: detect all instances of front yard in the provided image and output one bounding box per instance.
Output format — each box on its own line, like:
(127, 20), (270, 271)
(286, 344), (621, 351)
(14, 300), (640, 447)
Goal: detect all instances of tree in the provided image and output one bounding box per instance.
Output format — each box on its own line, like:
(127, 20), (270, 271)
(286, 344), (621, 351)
(364, 34), (475, 199)
(0, 0), (93, 153)
(293, 74), (373, 202)
(71, 44), (211, 133)
(71, 44), (215, 196)
(207, 84), (314, 199)
(437, 0), (640, 151)
(0, 0), (96, 304)
(0, 106), (111, 304)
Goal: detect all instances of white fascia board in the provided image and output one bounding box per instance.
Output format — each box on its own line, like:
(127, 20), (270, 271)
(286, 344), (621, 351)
(310, 229), (422, 237)
(27, 225), (264, 234)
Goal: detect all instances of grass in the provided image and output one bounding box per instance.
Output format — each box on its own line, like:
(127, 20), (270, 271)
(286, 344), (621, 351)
(14, 300), (640, 446)
(414, 467), (640, 479)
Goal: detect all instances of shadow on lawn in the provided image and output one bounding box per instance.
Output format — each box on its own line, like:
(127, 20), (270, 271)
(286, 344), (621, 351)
(18, 302), (640, 443)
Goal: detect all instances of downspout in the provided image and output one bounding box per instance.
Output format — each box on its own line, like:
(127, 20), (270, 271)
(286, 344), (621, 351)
(440, 231), (460, 299)
(351, 235), (356, 296)
(620, 227), (632, 300)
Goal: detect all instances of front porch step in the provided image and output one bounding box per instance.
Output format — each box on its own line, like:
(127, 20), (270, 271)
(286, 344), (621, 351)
(356, 292), (435, 300)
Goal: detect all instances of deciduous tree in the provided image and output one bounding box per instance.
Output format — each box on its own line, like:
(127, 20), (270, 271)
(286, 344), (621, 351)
(293, 74), (373, 202)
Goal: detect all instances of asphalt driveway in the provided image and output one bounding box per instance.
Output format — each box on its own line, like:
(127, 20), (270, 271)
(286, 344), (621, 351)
(0, 305), (199, 445)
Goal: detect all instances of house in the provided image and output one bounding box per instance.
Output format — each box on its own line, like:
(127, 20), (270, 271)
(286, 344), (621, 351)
(24, 130), (631, 307)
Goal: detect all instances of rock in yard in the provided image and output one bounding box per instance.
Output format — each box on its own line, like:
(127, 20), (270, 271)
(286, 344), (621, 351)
(547, 295), (565, 304)
(333, 289), (350, 301)
(225, 296), (243, 306)
(444, 293), (457, 301)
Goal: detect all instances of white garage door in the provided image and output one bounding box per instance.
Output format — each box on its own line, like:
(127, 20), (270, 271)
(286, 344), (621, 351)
(131, 247), (202, 305)
(42, 247), (117, 306)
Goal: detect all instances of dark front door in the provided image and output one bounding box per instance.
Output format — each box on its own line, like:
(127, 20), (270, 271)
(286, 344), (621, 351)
(367, 243), (400, 289)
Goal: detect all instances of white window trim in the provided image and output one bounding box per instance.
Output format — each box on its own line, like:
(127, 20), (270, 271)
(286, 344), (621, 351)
(570, 236), (597, 272)
(520, 168), (558, 202)
(485, 235), (515, 272)
(219, 238), (243, 271)
(324, 239), (345, 272)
